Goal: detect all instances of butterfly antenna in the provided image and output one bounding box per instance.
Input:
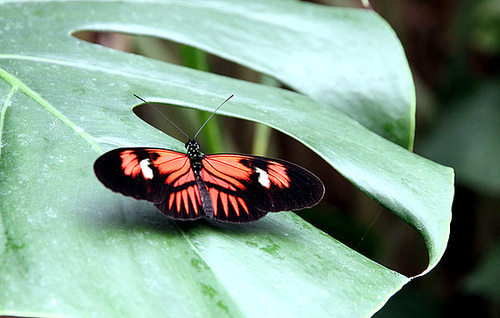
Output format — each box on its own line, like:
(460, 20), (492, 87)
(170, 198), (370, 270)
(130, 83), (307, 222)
(193, 94), (234, 140)
(133, 94), (190, 140)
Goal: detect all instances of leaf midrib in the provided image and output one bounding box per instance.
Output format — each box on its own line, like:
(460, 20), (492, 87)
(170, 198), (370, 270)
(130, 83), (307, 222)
(0, 65), (101, 152)
(0, 86), (17, 158)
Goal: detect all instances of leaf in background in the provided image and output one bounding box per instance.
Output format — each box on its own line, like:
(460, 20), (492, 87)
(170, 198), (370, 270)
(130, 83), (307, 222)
(0, 1), (453, 317)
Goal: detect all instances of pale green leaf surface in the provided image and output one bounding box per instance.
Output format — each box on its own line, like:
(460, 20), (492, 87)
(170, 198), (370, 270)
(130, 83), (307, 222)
(2, 0), (414, 147)
(0, 1), (452, 317)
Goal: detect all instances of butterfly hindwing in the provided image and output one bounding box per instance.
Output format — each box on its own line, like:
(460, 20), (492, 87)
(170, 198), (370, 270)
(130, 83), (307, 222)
(200, 154), (324, 222)
(94, 148), (204, 220)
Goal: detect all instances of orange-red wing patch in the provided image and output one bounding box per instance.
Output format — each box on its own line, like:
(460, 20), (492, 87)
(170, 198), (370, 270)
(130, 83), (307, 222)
(176, 191), (182, 213)
(208, 187), (220, 216)
(219, 192), (229, 216)
(229, 195), (239, 217)
(200, 169), (238, 191)
(267, 162), (291, 188)
(237, 197), (249, 215)
(202, 156), (251, 190)
(168, 192), (175, 210)
(120, 150), (142, 177)
(187, 186), (199, 215)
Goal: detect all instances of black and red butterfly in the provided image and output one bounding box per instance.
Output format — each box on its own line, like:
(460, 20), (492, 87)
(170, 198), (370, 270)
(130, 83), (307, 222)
(94, 95), (324, 223)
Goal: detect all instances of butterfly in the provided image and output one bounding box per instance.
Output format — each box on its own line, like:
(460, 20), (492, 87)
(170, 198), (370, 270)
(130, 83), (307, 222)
(94, 95), (324, 223)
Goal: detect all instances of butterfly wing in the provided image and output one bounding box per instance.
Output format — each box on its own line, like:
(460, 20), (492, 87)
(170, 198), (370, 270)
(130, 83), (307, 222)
(200, 154), (325, 223)
(95, 149), (324, 223)
(94, 148), (204, 220)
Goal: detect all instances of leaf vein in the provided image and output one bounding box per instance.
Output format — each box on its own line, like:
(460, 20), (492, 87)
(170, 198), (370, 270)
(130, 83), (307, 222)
(0, 66), (102, 153)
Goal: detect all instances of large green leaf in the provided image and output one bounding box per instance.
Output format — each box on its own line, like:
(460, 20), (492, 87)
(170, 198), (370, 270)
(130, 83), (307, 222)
(0, 1), (453, 317)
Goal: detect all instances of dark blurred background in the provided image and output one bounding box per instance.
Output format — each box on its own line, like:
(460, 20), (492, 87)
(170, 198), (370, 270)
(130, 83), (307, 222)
(76, 0), (500, 316)
(368, 1), (500, 317)
(353, 1), (499, 317)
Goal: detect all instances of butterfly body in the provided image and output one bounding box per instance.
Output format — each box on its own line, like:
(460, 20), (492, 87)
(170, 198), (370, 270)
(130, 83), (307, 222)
(95, 138), (324, 223)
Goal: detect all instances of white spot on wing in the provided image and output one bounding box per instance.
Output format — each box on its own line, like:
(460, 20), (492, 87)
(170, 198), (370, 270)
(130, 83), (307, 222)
(140, 158), (154, 179)
(254, 167), (270, 188)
